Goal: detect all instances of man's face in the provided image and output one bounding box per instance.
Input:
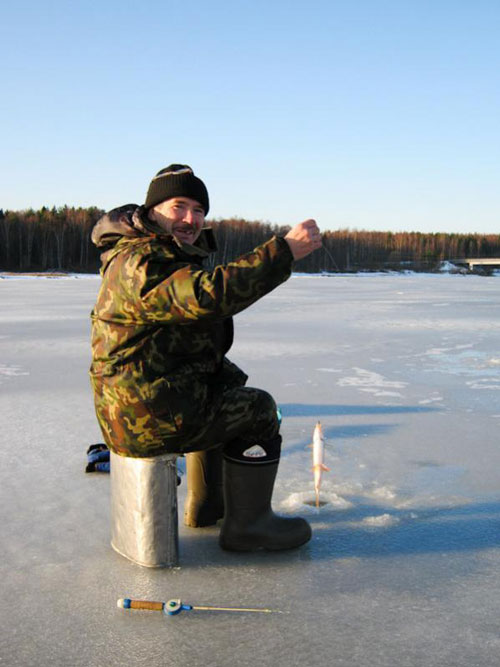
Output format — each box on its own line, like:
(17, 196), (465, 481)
(150, 197), (205, 245)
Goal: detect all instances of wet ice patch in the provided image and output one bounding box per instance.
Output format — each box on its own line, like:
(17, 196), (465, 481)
(337, 367), (407, 397)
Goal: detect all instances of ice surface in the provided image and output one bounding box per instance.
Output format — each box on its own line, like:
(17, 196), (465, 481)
(1, 273), (500, 666)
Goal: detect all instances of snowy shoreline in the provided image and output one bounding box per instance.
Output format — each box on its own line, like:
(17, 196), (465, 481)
(1, 269), (499, 280)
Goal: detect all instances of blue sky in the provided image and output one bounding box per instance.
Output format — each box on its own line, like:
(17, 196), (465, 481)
(2, 0), (499, 233)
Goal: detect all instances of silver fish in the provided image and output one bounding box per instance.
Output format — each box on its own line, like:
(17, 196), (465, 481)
(311, 421), (330, 508)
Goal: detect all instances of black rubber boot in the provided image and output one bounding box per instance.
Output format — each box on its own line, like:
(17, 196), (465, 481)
(219, 459), (312, 551)
(184, 448), (224, 527)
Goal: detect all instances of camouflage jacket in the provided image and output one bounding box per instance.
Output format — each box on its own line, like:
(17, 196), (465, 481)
(90, 206), (294, 457)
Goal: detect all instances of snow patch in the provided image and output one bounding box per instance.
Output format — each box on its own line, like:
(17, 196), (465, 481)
(439, 261), (466, 274)
(360, 514), (400, 528)
(0, 273), (99, 280)
(359, 389), (403, 397)
(232, 341), (332, 359)
(419, 395), (444, 405)
(421, 343), (474, 356)
(466, 379), (500, 390)
(0, 364), (29, 381)
(366, 485), (397, 501)
(337, 367), (407, 397)
(315, 367), (341, 373)
(365, 318), (499, 332)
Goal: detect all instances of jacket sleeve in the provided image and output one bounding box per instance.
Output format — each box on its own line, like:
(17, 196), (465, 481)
(133, 236), (294, 324)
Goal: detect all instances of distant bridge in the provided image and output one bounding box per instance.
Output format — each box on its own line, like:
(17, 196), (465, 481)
(450, 258), (500, 271)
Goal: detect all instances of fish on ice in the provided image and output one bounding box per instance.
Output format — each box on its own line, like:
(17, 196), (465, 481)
(311, 421), (330, 508)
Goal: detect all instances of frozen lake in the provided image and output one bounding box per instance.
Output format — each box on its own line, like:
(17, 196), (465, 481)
(1, 272), (500, 666)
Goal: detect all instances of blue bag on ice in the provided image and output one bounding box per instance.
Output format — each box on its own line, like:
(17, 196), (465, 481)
(85, 444), (110, 473)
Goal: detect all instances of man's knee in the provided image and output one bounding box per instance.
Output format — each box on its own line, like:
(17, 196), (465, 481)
(248, 388), (280, 437)
(223, 386), (278, 430)
(221, 388), (281, 464)
(253, 388), (278, 418)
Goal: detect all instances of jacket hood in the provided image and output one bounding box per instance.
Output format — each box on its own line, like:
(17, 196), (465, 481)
(91, 204), (217, 257)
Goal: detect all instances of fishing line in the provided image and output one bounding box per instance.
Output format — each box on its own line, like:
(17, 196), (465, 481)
(322, 241), (340, 272)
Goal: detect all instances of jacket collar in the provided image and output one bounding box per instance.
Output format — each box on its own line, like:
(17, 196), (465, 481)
(92, 204), (218, 271)
(91, 204), (217, 254)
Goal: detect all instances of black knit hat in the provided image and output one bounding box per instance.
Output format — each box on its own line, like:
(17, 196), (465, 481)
(144, 164), (209, 213)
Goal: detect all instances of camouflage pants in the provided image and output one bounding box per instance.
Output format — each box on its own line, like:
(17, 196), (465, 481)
(178, 386), (281, 464)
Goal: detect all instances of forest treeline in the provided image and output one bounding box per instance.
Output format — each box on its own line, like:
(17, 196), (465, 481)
(1, 206), (499, 274)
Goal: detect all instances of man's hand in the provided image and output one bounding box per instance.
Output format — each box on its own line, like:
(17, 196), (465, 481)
(284, 219), (322, 261)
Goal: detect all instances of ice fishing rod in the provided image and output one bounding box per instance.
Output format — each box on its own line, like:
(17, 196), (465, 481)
(117, 598), (282, 616)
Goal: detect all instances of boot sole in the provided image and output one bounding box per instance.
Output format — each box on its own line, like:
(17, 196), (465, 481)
(219, 532), (311, 552)
(184, 504), (224, 528)
(185, 516), (223, 528)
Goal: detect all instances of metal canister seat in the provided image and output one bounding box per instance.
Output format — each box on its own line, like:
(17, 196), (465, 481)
(110, 451), (179, 567)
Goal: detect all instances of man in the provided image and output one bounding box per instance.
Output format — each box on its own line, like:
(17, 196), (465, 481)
(90, 164), (322, 551)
